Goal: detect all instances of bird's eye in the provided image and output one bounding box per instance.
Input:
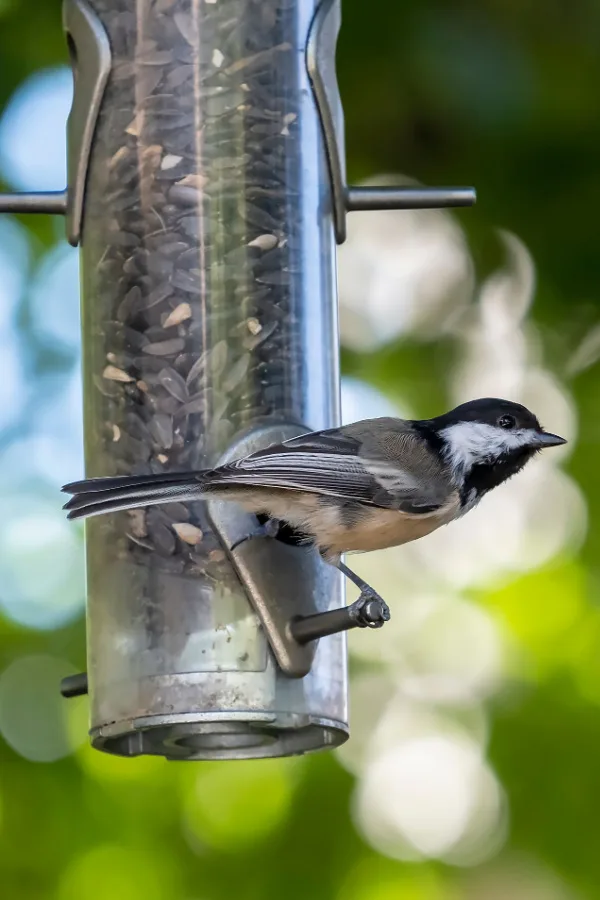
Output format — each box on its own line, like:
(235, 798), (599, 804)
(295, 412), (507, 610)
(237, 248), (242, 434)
(498, 414), (516, 429)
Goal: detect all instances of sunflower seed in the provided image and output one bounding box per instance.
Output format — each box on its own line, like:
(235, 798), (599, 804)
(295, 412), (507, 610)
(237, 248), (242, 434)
(158, 367), (188, 402)
(247, 233), (278, 251)
(172, 522), (203, 545)
(222, 353), (250, 392)
(163, 302), (192, 328)
(103, 365), (134, 383)
(143, 338), (185, 356)
(177, 393), (205, 416)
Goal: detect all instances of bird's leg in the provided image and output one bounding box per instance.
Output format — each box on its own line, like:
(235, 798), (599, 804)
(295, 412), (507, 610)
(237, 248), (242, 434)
(290, 555), (391, 644)
(230, 515), (281, 551)
(332, 559), (391, 629)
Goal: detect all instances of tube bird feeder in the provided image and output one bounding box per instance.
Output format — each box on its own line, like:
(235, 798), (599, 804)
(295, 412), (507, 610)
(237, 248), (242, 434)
(0, 0), (475, 760)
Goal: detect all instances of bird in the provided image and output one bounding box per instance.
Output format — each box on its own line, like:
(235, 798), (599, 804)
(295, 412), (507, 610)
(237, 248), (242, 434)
(62, 398), (566, 630)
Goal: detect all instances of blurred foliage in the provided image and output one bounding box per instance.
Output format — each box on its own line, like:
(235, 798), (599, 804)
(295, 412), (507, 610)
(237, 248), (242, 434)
(0, 0), (600, 899)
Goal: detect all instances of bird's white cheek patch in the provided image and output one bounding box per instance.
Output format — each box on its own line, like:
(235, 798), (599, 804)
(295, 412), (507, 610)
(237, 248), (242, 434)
(441, 423), (533, 471)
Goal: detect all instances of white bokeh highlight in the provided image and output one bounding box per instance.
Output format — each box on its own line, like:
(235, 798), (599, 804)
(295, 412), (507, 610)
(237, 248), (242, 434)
(354, 720), (506, 865)
(341, 376), (406, 424)
(0, 67), (71, 191)
(338, 175), (474, 351)
(29, 242), (81, 353)
(0, 491), (85, 630)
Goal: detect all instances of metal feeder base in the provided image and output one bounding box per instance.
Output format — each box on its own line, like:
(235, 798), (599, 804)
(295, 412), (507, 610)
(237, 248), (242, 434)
(91, 714), (348, 760)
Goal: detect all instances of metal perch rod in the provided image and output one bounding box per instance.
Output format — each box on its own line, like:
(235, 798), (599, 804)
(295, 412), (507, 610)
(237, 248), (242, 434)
(346, 186), (476, 211)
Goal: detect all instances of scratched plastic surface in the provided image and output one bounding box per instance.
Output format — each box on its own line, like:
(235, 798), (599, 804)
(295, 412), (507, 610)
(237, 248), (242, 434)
(78, 0), (347, 757)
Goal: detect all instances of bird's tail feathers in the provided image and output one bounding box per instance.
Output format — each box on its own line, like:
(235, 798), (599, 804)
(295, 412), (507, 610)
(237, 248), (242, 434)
(62, 471), (208, 520)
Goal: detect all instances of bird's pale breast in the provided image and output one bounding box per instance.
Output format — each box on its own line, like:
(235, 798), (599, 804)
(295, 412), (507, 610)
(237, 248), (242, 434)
(322, 492), (462, 555)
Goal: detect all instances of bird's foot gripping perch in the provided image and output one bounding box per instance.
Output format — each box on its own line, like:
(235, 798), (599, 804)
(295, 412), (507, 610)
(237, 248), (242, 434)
(288, 558), (391, 645)
(345, 588), (390, 629)
(333, 559), (390, 628)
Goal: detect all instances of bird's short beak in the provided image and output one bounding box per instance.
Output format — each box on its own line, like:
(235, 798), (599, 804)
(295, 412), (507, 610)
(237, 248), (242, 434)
(532, 431), (567, 448)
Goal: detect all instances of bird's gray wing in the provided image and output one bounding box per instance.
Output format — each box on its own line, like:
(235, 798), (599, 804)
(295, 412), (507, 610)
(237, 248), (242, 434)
(211, 419), (451, 513)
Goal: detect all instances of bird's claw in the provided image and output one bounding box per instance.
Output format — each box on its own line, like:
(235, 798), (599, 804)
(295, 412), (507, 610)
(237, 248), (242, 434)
(348, 590), (391, 629)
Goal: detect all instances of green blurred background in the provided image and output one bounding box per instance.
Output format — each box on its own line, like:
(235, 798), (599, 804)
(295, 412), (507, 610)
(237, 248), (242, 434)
(0, 0), (598, 898)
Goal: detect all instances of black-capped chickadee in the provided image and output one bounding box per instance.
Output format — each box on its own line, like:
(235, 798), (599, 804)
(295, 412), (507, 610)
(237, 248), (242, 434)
(62, 398), (566, 626)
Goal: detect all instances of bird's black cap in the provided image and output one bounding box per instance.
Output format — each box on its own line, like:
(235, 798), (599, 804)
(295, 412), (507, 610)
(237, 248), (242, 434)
(434, 398), (541, 430)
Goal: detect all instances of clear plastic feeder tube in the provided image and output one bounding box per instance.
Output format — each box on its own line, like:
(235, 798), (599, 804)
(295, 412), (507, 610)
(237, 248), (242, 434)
(79, 0), (348, 758)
